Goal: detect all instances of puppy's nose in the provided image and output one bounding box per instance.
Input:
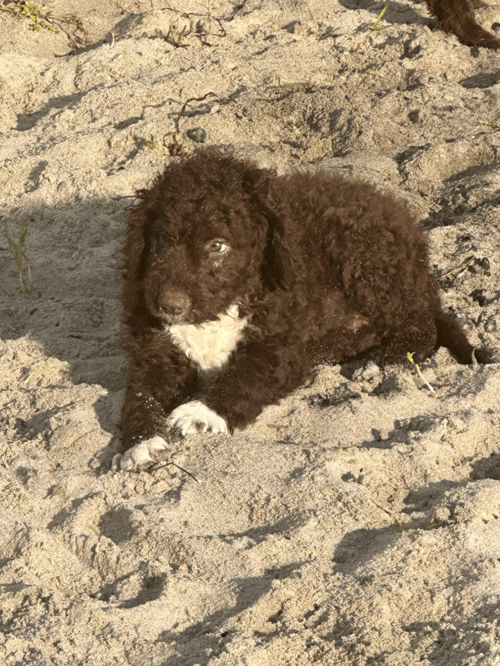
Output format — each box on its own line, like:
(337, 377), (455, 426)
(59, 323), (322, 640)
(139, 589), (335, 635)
(159, 291), (191, 316)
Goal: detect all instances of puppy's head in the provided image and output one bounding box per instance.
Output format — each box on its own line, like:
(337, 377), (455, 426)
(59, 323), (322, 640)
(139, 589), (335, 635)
(125, 148), (294, 325)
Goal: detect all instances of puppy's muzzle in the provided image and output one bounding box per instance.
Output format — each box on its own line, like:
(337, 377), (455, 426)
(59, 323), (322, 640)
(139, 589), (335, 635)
(159, 290), (192, 319)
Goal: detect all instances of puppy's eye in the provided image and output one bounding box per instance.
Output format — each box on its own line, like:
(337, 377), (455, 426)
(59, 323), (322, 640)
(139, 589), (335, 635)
(207, 240), (229, 254)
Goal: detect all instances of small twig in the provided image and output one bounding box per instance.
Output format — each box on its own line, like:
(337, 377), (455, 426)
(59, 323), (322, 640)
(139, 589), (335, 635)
(369, 496), (401, 525)
(438, 255), (474, 281)
(266, 423), (290, 429)
(170, 461), (200, 483)
(168, 91), (223, 154)
(407, 352), (438, 398)
(149, 457), (200, 483)
(175, 91), (221, 134)
(479, 119), (500, 129)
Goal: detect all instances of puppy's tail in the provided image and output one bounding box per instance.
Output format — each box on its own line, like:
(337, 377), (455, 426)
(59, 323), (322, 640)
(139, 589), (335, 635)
(425, 0), (500, 49)
(434, 310), (497, 364)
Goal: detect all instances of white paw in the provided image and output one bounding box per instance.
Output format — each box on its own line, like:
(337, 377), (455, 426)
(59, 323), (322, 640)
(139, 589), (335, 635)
(167, 400), (228, 437)
(113, 435), (169, 472)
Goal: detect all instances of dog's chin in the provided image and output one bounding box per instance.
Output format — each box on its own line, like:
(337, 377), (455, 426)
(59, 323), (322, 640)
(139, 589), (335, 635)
(156, 303), (239, 327)
(156, 309), (215, 326)
(157, 311), (193, 326)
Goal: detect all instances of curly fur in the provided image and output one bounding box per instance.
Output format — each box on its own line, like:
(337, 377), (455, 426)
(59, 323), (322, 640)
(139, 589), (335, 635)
(425, 0), (499, 49)
(119, 148), (495, 465)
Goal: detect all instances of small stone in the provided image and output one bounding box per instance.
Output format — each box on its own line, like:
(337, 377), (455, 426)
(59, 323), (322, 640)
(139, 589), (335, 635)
(186, 128), (206, 143)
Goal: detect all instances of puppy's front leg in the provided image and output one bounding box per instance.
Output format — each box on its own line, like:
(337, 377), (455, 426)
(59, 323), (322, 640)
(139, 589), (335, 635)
(169, 338), (307, 435)
(117, 387), (170, 472)
(115, 351), (196, 471)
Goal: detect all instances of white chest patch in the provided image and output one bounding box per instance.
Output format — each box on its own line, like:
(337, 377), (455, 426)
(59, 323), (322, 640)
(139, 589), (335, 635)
(167, 304), (248, 372)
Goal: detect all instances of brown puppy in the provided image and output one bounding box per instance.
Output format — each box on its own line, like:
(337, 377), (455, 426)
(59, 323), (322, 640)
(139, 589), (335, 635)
(115, 149), (496, 471)
(425, 0), (499, 48)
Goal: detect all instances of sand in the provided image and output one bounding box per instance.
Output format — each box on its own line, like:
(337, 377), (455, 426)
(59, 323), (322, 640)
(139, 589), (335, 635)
(0, 0), (500, 664)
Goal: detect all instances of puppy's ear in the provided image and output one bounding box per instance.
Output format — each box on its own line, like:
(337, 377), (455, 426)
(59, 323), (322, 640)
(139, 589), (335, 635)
(258, 201), (297, 291)
(122, 189), (161, 323)
(240, 164), (297, 291)
(124, 188), (158, 283)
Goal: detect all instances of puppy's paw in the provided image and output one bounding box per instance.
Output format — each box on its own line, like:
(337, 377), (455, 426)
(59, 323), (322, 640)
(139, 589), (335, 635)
(167, 400), (228, 437)
(112, 435), (169, 472)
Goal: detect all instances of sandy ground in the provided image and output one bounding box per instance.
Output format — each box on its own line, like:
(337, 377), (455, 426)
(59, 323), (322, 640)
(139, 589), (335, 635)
(1, 0), (500, 664)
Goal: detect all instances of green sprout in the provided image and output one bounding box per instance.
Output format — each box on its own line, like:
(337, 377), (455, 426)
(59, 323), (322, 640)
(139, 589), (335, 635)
(397, 515), (454, 532)
(146, 135), (160, 150)
(146, 135), (170, 156)
(0, 1), (87, 48)
(368, 65), (386, 78)
(407, 352), (438, 398)
(354, 2), (390, 53)
(3, 1), (59, 32)
(3, 219), (32, 294)
(370, 3), (390, 31)
(197, 0), (215, 17)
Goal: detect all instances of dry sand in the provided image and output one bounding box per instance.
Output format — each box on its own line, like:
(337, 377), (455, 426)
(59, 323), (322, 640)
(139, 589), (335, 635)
(1, 1), (500, 664)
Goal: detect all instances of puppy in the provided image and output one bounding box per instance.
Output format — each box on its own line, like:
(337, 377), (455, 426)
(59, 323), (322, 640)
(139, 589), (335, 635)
(115, 148), (496, 471)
